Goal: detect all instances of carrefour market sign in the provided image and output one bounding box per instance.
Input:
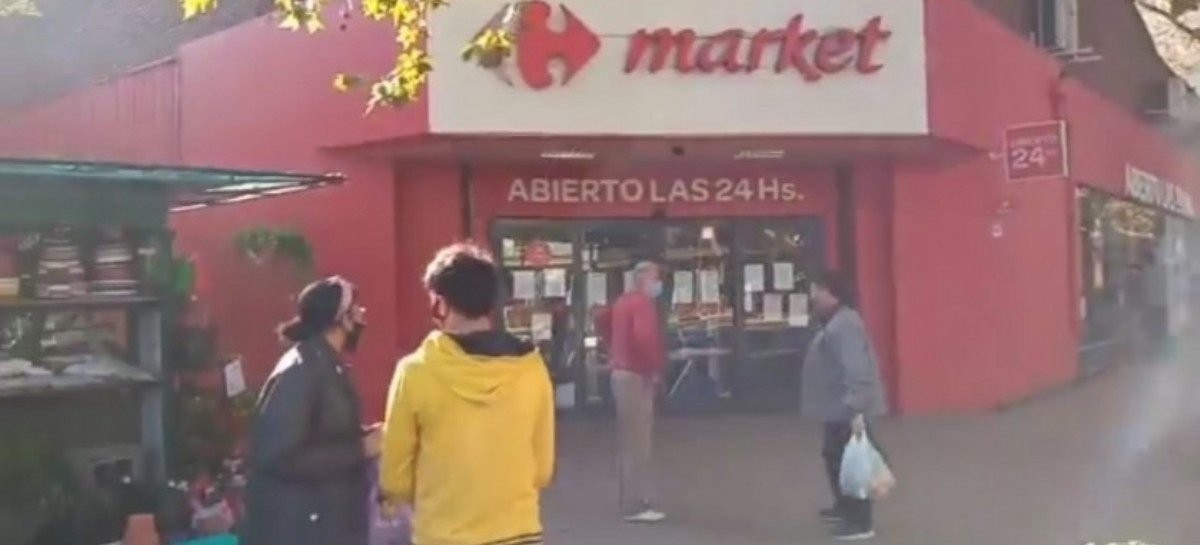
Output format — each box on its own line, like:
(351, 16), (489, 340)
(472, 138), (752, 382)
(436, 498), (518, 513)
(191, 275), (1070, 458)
(1125, 165), (1195, 218)
(507, 177), (805, 204)
(427, 0), (928, 135)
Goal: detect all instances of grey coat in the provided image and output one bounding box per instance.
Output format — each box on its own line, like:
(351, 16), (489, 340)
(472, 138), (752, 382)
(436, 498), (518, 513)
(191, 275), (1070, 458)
(241, 339), (370, 545)
(801, 306), (888, 423)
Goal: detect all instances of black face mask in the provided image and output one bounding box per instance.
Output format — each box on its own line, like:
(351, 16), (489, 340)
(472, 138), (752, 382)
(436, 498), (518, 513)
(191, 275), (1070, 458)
(344, 322), (367, 354)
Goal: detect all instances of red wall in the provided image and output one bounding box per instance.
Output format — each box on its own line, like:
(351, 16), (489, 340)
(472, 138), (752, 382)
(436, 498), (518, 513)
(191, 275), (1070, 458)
(392, 164), (466, 355)
(850, 164), (897, 409)
(0, 60), (181, 163)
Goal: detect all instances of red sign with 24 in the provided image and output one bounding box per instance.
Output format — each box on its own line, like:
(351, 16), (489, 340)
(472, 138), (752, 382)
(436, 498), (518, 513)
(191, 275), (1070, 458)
(1003, 121), (1069, 182)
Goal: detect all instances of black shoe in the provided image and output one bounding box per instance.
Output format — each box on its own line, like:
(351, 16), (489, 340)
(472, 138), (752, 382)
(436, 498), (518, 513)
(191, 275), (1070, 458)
(831, 522), (876, 541)
(819, 507), (844, 523)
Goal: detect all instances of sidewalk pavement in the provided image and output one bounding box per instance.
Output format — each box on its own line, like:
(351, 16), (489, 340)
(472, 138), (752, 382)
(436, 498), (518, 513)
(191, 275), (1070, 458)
(540, 357), (1200, 545)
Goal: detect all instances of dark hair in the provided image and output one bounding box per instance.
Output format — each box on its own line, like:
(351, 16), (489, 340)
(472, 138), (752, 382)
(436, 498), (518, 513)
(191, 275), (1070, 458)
(812, 270), (855, 307)
(277, 278), (348, 343)
(423, 242), (499, 319)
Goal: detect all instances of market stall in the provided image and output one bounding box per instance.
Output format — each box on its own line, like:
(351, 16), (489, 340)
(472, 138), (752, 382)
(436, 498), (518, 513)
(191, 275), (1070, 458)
(0, 157), (340, 545)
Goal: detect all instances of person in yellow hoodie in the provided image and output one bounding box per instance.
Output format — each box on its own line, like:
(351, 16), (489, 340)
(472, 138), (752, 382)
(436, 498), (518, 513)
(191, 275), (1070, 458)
(380, 242), (555, 545)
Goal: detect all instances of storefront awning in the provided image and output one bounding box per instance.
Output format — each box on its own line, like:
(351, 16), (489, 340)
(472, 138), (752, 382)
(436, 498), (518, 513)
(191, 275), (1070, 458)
(0, 157), (344, 212)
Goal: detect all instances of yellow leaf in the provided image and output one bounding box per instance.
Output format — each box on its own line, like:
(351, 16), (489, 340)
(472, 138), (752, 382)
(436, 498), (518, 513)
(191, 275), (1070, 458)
(304, 15), (324, 32)
(181, 0), (217, 19)
(279, 13), (301, 30)
(333, 73), (363, 91)
(398, 25), (420, 45)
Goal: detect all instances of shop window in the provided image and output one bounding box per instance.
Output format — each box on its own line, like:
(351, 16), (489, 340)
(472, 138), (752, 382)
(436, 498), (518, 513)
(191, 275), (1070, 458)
(1076, 188), (1163, 373)
(1033, 0), (1079, 52)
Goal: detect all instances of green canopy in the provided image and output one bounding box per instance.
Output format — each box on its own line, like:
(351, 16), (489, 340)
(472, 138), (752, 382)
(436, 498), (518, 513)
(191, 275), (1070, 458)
(0, 157), (344, 227)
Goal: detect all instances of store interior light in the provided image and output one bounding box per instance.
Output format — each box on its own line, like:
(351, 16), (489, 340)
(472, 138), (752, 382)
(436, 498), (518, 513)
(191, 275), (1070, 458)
(734, 149), (786, 160)
(540, 150), (595, 160)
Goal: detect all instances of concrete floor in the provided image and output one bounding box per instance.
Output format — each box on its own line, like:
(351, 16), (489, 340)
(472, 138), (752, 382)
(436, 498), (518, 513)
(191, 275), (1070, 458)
(540, 355), (1200, 545)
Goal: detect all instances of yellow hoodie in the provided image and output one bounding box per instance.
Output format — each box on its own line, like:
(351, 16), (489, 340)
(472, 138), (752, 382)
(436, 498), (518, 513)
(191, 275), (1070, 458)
(380, 330), (555, 545)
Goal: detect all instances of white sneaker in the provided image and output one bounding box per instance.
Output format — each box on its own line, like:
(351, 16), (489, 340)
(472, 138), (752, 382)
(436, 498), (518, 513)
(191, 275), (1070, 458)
(624, 509), (666, 523)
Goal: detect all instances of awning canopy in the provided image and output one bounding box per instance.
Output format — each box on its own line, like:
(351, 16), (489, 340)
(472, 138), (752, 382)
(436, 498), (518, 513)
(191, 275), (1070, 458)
(0, 157), (344, 212)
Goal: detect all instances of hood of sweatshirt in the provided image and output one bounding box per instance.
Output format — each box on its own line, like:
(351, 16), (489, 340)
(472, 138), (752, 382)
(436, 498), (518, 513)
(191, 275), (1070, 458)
(417, 330), (542, 406)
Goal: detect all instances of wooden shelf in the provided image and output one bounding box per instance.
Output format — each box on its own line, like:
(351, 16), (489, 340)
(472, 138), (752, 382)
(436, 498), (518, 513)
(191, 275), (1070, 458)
(0, 373), (157, 400)
(0, 295), (159, 311)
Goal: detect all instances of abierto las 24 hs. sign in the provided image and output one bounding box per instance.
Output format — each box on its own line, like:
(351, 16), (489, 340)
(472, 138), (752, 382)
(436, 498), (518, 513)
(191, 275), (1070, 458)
(427, 0), (927, 136)
(507, 177), (805, 204)
(1125, 165), (1196, 218)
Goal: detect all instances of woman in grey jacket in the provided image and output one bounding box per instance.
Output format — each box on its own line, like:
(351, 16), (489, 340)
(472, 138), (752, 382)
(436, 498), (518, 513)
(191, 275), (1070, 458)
(801, 272), (887, 541)
(242, 277), (379, 545)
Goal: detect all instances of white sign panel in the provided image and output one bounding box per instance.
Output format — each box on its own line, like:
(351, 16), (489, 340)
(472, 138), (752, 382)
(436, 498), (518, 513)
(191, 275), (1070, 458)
(428, 0), (928, 135)
(224, 358), (247, 398)
(1125, 165), (1195, 218)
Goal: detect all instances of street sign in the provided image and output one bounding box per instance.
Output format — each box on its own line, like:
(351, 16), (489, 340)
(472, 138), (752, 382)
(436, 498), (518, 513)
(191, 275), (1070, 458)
(1003, 120), (1069, 182)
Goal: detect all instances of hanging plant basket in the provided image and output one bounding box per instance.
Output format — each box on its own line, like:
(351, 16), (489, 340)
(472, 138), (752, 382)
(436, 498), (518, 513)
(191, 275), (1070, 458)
(232, 228), (315, 276)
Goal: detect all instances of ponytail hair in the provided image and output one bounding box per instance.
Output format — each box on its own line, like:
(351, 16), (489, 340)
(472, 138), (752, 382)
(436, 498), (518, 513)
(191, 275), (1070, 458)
(276, 276), (356, 344)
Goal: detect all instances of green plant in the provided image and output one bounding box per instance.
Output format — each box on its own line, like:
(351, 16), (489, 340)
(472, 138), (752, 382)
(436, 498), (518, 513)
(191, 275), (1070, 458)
(233, 227), (316, 276)
(0, 436), (79, 542)
(144, 251), (197, 303)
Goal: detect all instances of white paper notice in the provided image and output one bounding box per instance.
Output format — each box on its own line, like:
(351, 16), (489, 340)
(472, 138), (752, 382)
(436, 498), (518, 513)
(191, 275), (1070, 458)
(744, 291), (755, 313)
(512, 270), (536, 300)
(587, 272), (608, 306)
(763, 293), (784, 322)
(673, 270), (695, 304)
(548, 242), (573, 258)
(773, 262), (795, 291)
(531, 312), (553, 341)
(744, 263), (765, 292)
(624, 270), (636, 292)
(543, 268), (567, 297)
(788, 293), (810, 327)
(224, 358), (246, 398)
(698, 269), (721, 304)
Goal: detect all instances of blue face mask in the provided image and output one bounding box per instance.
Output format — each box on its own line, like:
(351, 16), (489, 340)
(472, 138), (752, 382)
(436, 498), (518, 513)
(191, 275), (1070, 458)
(645, 279), (664, 298)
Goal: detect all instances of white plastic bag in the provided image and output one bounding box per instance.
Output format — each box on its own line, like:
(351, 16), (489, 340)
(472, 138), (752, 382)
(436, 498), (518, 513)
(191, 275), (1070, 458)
(839, 433), (896, 500)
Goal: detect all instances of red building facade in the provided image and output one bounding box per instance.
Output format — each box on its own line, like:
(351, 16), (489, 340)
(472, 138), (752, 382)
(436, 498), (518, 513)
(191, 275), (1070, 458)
(1, 0), (1196, 417)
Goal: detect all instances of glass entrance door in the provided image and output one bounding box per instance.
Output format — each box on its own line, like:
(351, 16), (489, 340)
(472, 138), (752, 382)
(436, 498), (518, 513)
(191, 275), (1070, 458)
(493, 221), (578, 407)
(661, 222), (735, 412)
(735, 219), (825, 411)
(577, 221), (659, 412)
(492, 216), (826, 414)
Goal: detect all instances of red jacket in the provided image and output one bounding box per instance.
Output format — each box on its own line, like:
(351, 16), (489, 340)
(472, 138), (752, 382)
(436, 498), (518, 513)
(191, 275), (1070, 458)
(608, 291), (665, 375)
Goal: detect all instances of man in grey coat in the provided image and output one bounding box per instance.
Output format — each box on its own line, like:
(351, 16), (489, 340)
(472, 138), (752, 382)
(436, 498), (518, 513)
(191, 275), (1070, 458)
(801, 271), (887, 541)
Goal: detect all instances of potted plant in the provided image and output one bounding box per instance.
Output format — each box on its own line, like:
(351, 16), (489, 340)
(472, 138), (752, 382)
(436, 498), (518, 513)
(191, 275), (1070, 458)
(232, 227), (315, 277)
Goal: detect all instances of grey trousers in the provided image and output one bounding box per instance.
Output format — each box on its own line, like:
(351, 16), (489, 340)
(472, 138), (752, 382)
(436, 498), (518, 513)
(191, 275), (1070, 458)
(611, 369), (656, 513)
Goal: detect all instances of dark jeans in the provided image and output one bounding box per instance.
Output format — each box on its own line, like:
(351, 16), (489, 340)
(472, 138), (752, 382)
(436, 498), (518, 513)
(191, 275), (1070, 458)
(822, 421), (883, 529)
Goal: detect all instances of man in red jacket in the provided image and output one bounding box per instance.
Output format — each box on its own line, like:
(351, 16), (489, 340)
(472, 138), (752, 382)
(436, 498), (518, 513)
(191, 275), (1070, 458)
(609, 260), (667, 523)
